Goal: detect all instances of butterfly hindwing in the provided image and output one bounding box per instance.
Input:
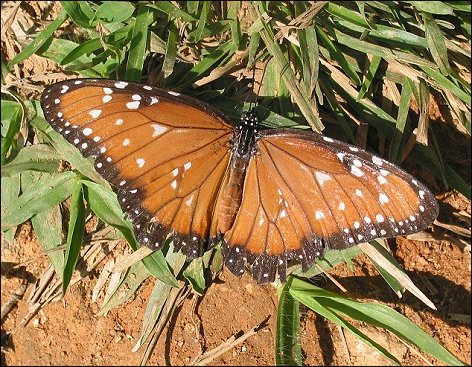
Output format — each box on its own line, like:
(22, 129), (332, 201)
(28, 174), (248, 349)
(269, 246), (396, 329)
(223, 129), (438, 283)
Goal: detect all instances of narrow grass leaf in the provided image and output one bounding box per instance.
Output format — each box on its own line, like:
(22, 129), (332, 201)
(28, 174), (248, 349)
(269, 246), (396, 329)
(8, 9), (69, 67)
(162, 22), (177, 78)
(276, 281), (302, 366)
(125, 5), (153, 82)
(1, 100), (22, 165)
(410, 1), (454, 15)
(254, 3), (322, 132)
(1, 144), (60, 176)
(292, 278), (465, 365)
(1, 171), (76, 230)
(188, 1), (210, 43)
(31, 204), (64, 274)
(36, 39), (102, 78)
(333, 30), (437, 68)
(423, 12), (451, 75)
(316, 25), (361, 86)
(289, 280), (400, 365)
(148, 2), (196, 22)
(420, 66), (470, 105)
(1, 175), (20, 243)
(357, 55), (382, 100)
(389, 77), (412, 164)
(416, 78), (430, 145)
(62, 180), (86, 294)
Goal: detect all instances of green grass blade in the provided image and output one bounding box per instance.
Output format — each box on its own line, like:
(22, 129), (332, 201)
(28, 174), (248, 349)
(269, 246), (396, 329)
(290, 278), (465, 365)
(389, 77), (412, 164)
(162, 22), (178, 78)
(1, 171), (76, 231)
(125, 5), (153, 82)
(8, 8), (69, 67)
(1, 144), (60, 176)
(1, 174), (20, 243)
(62, 180), (86, 294)
(31, 204), (64, 275)
(1, 100), (22, 165)
(276, 281), (302, 366)
(422, 12), (451, 75)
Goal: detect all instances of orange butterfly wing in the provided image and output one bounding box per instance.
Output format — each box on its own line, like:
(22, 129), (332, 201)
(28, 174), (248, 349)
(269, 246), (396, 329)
(223, 129), (438, 283)
(41, 79), (232, 256)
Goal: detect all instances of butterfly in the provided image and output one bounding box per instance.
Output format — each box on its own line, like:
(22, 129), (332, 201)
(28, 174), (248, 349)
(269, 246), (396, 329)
(40, 79), (439, 284)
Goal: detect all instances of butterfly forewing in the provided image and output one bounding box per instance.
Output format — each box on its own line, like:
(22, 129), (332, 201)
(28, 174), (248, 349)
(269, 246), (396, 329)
(223, 129), (438, 283)
(41, 79), (233, 256)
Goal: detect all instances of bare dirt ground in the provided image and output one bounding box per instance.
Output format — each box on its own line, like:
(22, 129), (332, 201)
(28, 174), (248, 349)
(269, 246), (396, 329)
(1, 2), (471, 366)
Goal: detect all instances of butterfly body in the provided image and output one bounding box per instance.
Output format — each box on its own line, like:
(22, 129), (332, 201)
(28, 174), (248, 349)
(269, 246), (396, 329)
(217, 110), (260, 234)
(41, 79), (439, 284)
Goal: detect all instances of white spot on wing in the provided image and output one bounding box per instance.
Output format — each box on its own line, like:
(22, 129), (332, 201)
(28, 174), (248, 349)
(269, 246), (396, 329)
(376, 214), (385, 223)
(171, 180), (177, 189)
(419, 190), (425, 199)
(351, 166), (364, 177)
(322, 136), (334, 142)
(349, 146), (359, 152)
(168, 91), (180, 96)
(280, 210), (287, 218)
(83, 128), (93, 136)
(172, 168), (179, 176)
(338, 201), (346, 210)
(353, 159), (362, 167)
(315, 211), (325, 220)
(355, 189), (363, 197)
(151, 123), (167, 137)
(103, 87), (113, 94)
(89, 109), (102, 118)
(314, 171), (331, 186)
(102, 95), (112, 103)
(184, 162), (192, 170)
(132, 94), (141, 101)
(136, 158), (145, 168)
(116, 118), (123, 125)
(150, 97), (158, 105)
(115, 81), (128, 89)
(61, 85), (69, 93)
(379, 193), (389, 204)
(143, 85), (152, 90)
(126, 101), (140, 109)
(372, 156), (383, 166)
(336, 153), (345, 162)
(185, 195), (194, 206)
(123, 138), (130, 146)
(378, 175), (387, 185)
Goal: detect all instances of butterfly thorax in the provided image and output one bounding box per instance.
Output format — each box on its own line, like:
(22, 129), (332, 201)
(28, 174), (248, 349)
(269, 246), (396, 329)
(216, 110), (259, 234)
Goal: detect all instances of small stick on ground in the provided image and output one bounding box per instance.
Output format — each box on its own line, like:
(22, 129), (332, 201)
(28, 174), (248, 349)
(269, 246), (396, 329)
(190, 317), (270, 366)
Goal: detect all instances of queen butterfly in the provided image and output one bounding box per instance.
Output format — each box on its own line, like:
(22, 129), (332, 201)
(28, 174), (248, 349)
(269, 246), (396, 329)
(40, 79), (439, 284)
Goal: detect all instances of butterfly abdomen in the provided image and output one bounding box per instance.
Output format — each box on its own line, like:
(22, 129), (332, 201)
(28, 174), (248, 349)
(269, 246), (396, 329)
(217, 152), (251, 233)
(217, 113), (259, 234)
